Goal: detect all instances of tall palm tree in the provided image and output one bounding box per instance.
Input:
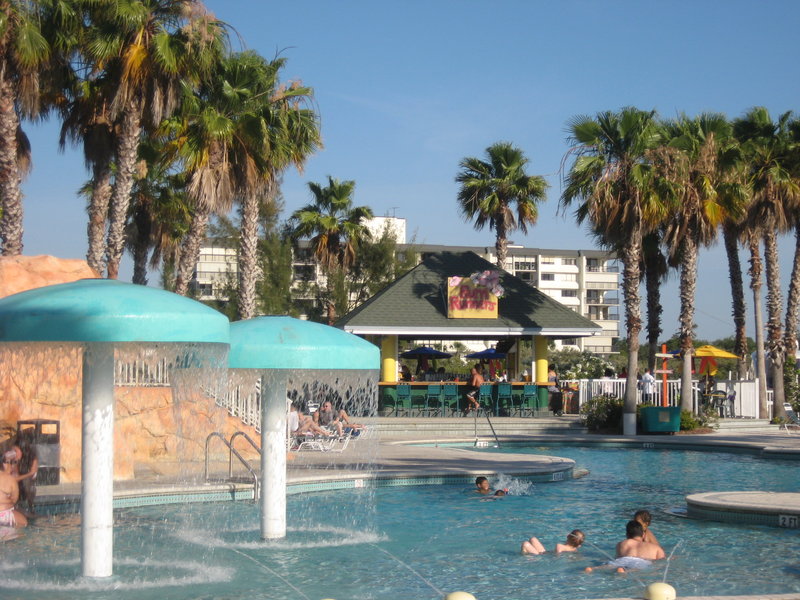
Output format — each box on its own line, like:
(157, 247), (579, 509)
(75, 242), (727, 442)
(660, 113), (745, 412)
(0, 0), (50, 255)
(783, 117), (800, 364)
(82, 1), (225, 279)
(456, 142), (548, 269)
(562, 107), (663, 435)
(734, 107), (800, 420)
(288, 176), (373, 324)
(234, 58), (320, 320)
(722, 221), (750, 378)
(642, 231), (669, 372)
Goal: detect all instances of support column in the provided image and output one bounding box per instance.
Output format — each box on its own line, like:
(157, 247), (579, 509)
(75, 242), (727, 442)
(81, 342), (115, 578)
(381, 335), (398, 383)
(534, 335), (549, 410)
(261, 372), (287, 539)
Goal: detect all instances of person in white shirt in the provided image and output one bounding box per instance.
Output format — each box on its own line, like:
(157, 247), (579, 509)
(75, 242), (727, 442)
(641, 369), (656, 404)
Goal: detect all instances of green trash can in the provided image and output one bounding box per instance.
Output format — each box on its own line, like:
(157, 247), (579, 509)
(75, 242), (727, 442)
(640, 406), (680, 433)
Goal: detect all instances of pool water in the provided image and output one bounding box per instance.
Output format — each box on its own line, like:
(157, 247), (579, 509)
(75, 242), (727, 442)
(1, 446), (799, 600)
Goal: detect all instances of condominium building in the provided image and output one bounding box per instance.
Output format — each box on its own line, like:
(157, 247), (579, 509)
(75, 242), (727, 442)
(191, 217), (620, 354)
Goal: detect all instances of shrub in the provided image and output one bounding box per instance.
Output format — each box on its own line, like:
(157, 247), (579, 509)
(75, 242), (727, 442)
(581, 394), (624, 433)
(680, 406), (718, 431)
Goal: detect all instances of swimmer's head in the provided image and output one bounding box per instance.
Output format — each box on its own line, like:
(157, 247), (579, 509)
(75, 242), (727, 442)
(493, 489), (506, 497)
(634, 509), (652, 527)
(626, 520), (644, 539)
(475, 476), (490, 492)
(566, 529), (585, 548)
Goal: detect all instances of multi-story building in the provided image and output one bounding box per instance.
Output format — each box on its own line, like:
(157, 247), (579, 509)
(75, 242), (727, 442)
(191, 217), (620, 354)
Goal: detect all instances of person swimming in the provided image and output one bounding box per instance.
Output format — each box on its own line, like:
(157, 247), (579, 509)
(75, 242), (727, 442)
(521, 529), (585, 555)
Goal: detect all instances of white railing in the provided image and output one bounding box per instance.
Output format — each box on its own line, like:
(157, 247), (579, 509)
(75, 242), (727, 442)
(564, 378), (773, 418)
(115, 358), (171, 387)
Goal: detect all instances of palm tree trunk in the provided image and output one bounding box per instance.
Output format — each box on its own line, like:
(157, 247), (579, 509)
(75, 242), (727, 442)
(131, 205), (150, 286)
(723, 224), (748, 378)
(0, 74), (24, 255)
(622, 222), (643, 435)
(643, 238), (663, 372)
(783, 223), (800, 364)
(748, 234), (768, 418)
(237, 187), (263, 320)
(679, 236), (698, 413)
(494, 212), (508, 269)
(105, 103), (142, 279)
(86, 163), (113, 275)
(764, 228), (786, 419)
(175, 205), (210, 296)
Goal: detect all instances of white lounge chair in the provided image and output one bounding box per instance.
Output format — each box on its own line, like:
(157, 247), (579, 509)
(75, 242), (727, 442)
(780, 403), (800, 434)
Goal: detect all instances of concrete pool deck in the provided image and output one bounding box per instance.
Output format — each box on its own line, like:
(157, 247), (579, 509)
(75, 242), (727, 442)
(31, 420), (800, 600)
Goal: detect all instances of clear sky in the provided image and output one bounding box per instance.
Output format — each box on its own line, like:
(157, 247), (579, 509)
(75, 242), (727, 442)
(18, 0), (800, 342)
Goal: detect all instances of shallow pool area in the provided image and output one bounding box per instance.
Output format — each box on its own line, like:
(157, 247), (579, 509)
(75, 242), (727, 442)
(3, 445), (800, 600)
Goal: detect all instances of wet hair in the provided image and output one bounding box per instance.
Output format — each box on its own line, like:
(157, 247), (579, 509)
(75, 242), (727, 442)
(475, 476), (488, 487)
(634, 509), (652, 526)
(548, 364), (555, 371)
(493, 489), (506, 497)
(626, 520), (644, 539)
(566, 529), (585, 547)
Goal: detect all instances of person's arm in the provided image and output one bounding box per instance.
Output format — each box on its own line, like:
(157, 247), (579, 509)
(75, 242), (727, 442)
(655, 544), (666, 560)
(16, 457), (38, 482)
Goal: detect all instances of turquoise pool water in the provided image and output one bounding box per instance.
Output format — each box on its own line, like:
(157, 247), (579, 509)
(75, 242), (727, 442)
(1, 446), (799, 600)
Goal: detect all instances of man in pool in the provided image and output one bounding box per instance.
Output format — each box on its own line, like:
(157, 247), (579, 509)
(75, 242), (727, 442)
(475, 476), (491, 494)
(585, 521), (664, 573)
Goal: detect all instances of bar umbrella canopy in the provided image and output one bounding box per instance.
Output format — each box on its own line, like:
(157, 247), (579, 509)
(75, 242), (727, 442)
(465, 348), (507, 360)
(399, 346), (452, 359)
(229, 316), (379, 541)
(0, 279), (230, 578)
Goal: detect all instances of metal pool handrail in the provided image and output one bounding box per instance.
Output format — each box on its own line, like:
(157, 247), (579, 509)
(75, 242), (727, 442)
(204, 431), (261, 500)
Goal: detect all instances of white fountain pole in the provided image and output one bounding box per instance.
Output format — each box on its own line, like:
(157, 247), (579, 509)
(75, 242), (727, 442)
(81, 342), (115, 578)
(260, 372), (287, 539)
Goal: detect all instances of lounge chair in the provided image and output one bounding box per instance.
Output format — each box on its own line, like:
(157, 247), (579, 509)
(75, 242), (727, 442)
(781, 403), (800, 434)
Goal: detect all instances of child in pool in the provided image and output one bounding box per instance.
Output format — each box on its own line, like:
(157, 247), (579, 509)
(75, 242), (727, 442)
(521, 529), (585, 555)
(634, 509), (660, 548)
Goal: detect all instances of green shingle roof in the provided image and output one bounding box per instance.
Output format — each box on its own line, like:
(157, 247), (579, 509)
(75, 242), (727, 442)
(336, 252), (602, 339)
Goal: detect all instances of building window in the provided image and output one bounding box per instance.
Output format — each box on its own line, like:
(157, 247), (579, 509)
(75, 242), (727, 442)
(514, 261), (535, 270)
(561, 338), (577, 345)
(518, 271), (532, 281)
(561, 289), (577, 297)
(541, 257), (554, 264)
(562, 258), (577, 266)
(541, 273), (555, 281)
(561, 273), (577, 282)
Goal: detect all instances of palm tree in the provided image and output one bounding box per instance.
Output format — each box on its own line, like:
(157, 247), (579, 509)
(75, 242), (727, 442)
(562, 107), (663, 435)
(456, 142), (548, 269)
(234, 57), (320, 320)
(734, 107), (800, 420)
(81, 1), (226, 279)
(642, 231), (669, 372)
(0, 0), (50, 255)
(288, 176), (373, 324)
(722, 221), (750, 379)
(660, 113), (745, 412)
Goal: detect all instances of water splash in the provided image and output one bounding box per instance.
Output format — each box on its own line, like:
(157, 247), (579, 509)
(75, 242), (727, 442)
(175, 524), (387, 550)
(662, 539), (683, 582)
(494, 474), (535, 495)
(369, 544), (445, 598)
(225, 546), (312, 600)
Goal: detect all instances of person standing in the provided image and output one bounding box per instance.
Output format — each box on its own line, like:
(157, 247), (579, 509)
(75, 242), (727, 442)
(641, 368), (657, 405)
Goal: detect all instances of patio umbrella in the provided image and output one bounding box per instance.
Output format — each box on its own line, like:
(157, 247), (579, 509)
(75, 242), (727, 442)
(667, 345), (739, 359)
(399, 346), (452, 359)
(465, 348), (507, 360)
(694, 345), (739, 359)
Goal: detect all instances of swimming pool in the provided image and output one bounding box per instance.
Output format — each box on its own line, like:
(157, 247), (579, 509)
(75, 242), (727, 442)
(2, 445), (799, 600)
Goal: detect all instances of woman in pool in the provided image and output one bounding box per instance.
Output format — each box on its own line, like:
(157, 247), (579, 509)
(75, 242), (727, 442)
(521, 529), (585, 555)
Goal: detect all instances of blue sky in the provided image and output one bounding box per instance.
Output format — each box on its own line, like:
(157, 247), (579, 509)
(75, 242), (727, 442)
(18, 0), (800, 342)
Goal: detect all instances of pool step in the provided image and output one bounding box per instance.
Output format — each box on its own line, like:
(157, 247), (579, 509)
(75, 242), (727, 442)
(363, 416), (586, 438)
(715, 418), (778, 432)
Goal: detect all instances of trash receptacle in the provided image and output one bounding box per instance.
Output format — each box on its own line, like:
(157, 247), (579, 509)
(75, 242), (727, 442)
(17, 419), (60, 485)
(640, 406), (680, 434)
